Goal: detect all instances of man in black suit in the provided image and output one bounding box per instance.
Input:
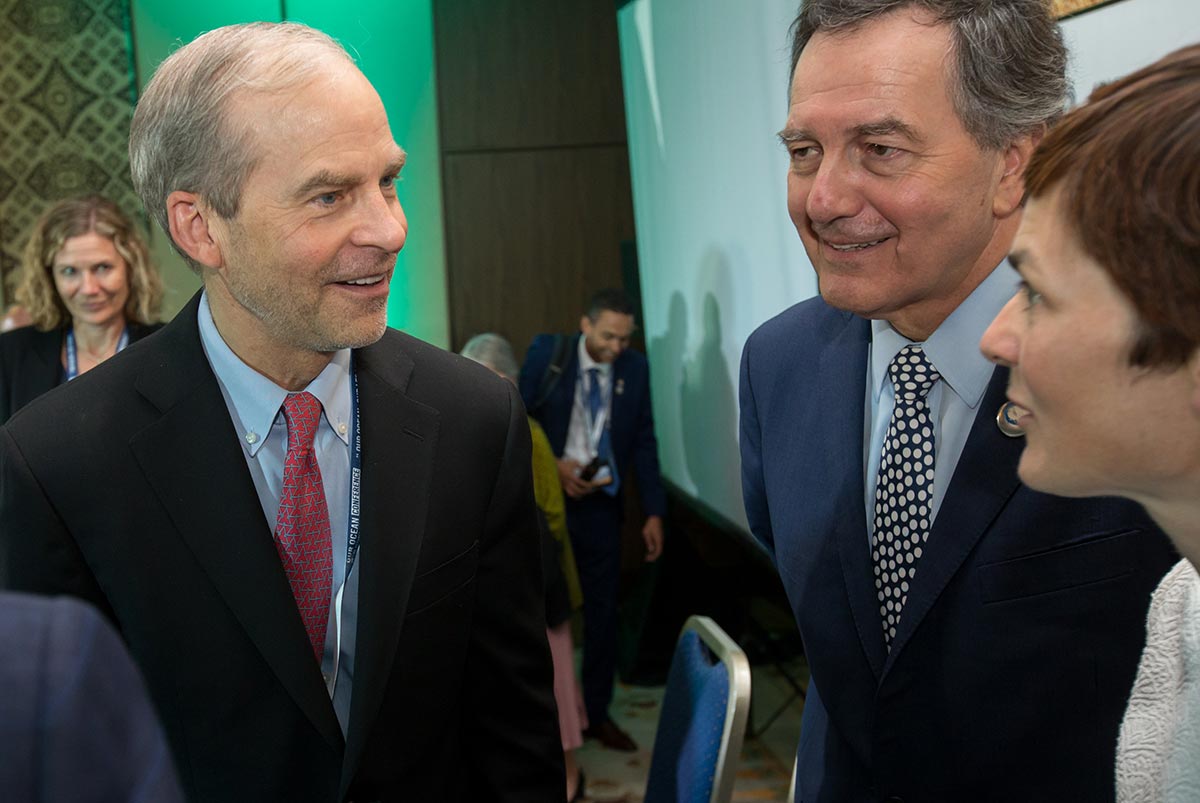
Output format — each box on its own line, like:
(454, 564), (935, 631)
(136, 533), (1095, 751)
(0, 21), (561, 802)
(519, 289), (666, 752)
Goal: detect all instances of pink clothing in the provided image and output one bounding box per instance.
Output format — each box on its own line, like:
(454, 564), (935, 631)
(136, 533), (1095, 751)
(547, 622), (588, 751)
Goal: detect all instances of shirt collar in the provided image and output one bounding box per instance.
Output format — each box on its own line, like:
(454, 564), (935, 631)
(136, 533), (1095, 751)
(871, 260), (1020, 408)
(577, 334), (611, 377)
(197, 291), (354, 457)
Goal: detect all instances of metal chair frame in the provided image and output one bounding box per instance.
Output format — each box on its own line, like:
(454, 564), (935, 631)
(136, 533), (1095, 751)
(674, 615), (752, 803)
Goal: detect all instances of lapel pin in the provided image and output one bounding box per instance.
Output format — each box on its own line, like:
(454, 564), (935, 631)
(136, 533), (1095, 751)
(996, 402), (1026, 438)
(615, 378), (624, 396)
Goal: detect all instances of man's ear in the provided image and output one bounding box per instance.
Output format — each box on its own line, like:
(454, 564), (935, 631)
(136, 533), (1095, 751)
(993, 129), (1043, 219)
(579, 314), (591, 335)
(166, 191), (225, 270)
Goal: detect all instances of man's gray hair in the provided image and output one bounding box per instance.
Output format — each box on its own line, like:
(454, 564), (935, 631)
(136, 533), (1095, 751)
(789, 0), (1069, 150)
(129, 22), (355, 266)
(460, 333), (520, 382)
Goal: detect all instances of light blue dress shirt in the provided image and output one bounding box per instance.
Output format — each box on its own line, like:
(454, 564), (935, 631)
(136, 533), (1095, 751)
(197, 292), (358, 734)
(864, 262), (1020, 542)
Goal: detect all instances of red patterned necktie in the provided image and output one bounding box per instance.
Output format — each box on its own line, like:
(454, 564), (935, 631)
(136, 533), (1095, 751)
(275, 391), (334, 662)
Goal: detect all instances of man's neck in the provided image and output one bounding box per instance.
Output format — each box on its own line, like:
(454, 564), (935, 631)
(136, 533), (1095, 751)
(206, 286), (332, 392)
(887, 218), (1019, 341)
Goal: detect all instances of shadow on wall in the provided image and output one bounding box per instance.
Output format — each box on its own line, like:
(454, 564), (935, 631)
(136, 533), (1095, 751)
(648, 291), (688, 495)
(649, 247), (743, 526)
(681, 249), (741, 526)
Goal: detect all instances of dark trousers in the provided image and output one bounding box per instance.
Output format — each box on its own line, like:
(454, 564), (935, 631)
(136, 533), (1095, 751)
(565, 492), (623, 727)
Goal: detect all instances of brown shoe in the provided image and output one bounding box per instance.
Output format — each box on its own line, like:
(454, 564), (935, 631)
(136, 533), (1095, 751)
(583, 719), (638, 752)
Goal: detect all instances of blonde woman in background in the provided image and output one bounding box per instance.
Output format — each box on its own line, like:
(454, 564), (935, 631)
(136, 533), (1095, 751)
(0, 195), (163, 423)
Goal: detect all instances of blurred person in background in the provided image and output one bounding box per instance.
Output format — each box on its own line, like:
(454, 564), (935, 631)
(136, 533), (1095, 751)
(462, 332), (588, 802)
(0, 195), (163, 423)
(982, 44), (1200, 802)
(520, 288), (666, 753)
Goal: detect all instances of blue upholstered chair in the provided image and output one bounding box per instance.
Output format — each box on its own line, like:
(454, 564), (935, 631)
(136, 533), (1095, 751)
(644, 615), (752, 803)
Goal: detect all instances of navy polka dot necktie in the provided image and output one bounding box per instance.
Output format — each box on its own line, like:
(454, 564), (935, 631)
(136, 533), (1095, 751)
(873, 344), (939, 648)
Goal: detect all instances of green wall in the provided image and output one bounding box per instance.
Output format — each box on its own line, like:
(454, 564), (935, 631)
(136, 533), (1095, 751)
(129, 0), (450, 347)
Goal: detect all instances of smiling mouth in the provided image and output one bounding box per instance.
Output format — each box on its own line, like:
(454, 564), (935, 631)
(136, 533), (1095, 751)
(339, 275), (385, 286)
(826, 238), (888, 252)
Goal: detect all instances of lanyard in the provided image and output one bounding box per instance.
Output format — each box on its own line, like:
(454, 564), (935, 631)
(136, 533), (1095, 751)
(65, 327), (129, 381)
(578, 369), (611, 457)
(328, 367), (362, 698)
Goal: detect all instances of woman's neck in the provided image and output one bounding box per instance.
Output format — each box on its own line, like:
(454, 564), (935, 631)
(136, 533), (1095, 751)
(71, 317), (127, 357)
(1140, 490), (1200, 574)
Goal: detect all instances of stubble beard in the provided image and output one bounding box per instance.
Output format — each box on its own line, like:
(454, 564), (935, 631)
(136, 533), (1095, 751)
(224, 252), (393, 354)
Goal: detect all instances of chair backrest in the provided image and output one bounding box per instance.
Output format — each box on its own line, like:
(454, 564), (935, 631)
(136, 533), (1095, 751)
(644, 615), (752, 803)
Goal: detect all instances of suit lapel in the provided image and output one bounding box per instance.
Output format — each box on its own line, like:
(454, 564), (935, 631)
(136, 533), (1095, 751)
(883, 366), (1023, 669)
(609, 350), (630, 454)
(127, 297), (343, 752)
(819, 316), (889, 680)
(339, 335), (440, 795)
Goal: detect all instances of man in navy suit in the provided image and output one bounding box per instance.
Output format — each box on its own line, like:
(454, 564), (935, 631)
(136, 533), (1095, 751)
(520, 288), (666, 752)
(0, 592), (183, 802)
(739, 1), (1176, 800)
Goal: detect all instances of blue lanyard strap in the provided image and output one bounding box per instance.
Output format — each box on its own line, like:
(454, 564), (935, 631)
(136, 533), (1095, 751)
(346, 366), (362, 573)
(65, 327), (129, 381)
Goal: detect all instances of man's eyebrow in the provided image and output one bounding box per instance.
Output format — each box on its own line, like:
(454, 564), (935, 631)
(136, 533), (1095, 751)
(291, 151), (407, 201)
(384, 152), (407, 178)
(292, 170), (360, 201)
(778, 127), (811, 146)
(855, 117), (924, 145)
(777, 118), (923, 147)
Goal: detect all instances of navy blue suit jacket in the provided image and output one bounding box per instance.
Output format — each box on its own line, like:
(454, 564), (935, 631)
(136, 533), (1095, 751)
(519, 334), (665, 518)
(740, 298), (1175, 802)
(0, 592), (183, 802)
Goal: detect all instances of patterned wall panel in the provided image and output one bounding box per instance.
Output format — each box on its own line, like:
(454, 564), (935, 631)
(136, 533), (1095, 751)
(0, 0), (137, 302)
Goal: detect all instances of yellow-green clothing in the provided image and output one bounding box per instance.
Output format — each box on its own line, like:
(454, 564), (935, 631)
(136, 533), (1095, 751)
(529, 417), (583, 610)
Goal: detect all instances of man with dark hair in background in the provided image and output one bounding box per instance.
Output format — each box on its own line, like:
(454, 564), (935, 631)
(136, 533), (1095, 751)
(0, 21), (561, 802)
(520, 288), (666, 752)
(739, 1), (1176, 800)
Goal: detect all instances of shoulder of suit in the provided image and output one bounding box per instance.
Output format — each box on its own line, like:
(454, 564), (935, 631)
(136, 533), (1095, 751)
(746, 295), (856, 346)
(614, 346), (649, 371)
(369, 327), (517, 401)
(0, 324), (58, 353)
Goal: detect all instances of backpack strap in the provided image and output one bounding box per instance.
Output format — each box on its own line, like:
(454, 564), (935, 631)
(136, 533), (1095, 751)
(531, 334), (571, 412)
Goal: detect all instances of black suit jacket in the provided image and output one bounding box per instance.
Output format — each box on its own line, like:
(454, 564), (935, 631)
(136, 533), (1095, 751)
(0, 294), (562, 802)
(0, 322), (161, 424)
(740, 297), (1177, 802)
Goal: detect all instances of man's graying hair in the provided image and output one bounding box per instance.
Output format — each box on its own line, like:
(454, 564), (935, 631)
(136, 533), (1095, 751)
(789, 0), (1069, 150)
(129, 22), (355, 269)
